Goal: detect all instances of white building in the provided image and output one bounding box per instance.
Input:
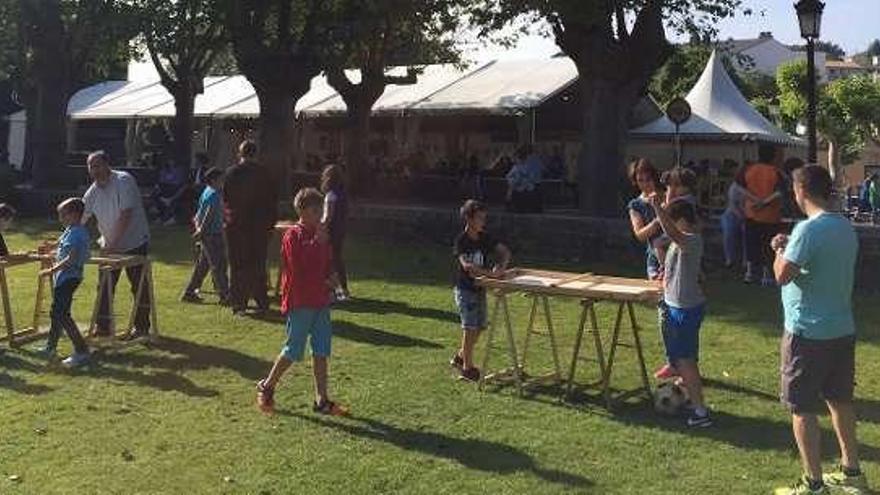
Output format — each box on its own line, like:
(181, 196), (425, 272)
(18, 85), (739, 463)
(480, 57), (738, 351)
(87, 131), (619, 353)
(720, 32), (827, 81)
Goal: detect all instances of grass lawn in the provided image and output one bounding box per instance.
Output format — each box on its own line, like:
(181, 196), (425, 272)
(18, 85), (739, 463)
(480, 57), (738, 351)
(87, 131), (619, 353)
(1, 222), (878, 495)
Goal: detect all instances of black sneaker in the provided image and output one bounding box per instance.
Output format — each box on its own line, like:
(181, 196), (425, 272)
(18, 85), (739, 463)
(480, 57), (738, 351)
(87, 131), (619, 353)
(459, 367), (481, 382)
(686, 410), (713, 428)
(180, 292), (202, 304)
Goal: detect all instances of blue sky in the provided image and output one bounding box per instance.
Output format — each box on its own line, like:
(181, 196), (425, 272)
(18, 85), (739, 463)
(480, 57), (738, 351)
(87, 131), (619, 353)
(471, 0), (880, 61)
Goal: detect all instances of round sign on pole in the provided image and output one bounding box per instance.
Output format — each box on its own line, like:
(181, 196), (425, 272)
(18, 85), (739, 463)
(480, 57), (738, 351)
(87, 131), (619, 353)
(666, 97), (692, 125)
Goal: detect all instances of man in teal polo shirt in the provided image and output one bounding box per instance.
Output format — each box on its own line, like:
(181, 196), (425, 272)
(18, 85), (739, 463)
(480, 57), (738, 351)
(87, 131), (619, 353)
(771, 166), (867, 495)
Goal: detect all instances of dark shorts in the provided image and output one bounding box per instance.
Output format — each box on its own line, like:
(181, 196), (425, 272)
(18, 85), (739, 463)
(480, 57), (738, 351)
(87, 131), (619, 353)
(780, 332), (856, 414)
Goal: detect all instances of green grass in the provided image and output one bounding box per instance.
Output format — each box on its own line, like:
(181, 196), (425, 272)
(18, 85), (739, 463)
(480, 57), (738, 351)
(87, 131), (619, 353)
(1, 222), (879, 495)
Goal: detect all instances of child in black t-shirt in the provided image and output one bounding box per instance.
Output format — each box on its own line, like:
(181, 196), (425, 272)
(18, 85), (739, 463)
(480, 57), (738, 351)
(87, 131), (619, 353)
(0, 203), (16, 258)
(452, 200), (511, 382)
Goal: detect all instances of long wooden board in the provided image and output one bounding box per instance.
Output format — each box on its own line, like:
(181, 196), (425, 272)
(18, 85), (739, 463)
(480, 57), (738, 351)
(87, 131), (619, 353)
(476, 268), (661, 303)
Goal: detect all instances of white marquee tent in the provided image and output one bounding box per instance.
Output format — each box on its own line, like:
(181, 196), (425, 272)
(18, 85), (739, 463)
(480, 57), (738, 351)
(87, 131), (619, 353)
(631, 50), (801, 146)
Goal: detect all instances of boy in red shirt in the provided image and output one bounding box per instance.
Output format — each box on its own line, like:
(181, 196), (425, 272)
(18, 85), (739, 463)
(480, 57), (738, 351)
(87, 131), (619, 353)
(256, 188), (348, 416)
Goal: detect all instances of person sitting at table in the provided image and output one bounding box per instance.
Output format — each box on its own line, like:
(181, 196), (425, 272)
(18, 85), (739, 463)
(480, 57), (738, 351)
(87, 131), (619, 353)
(505, 145), (543, 213)
(150, 160), (189, 226)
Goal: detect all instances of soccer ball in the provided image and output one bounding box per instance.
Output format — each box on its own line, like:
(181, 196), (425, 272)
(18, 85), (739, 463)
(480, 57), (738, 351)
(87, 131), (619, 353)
(654, 382), (688, 416)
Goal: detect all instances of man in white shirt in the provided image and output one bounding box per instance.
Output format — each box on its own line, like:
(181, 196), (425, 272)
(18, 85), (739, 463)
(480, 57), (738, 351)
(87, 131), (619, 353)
(82, 151), (152, 339)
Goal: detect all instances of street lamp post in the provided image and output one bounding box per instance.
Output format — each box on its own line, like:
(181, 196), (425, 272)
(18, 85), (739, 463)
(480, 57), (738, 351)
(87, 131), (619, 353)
(795, 0), (825, 165)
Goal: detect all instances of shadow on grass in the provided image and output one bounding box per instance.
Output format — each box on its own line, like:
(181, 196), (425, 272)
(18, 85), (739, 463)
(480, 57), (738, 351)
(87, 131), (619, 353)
(336, 297), (459, 324)
(608, 402), (880, 463)
(0, 371), (53, 395)
(252, 313), (442, 349)
(703, 378), (880, 426)
(88, 361), (219, 398)
(97, 336), (273, 383)
(282, 412), (593, 489)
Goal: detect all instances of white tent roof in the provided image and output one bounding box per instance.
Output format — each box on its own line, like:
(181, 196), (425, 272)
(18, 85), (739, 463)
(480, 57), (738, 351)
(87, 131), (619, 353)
(138, 76), (254, 117)
(631, 51), (801, 145)
(66, 58), (580, 120)
(302, 63), (486, 116)
(411, 58), (578, 114)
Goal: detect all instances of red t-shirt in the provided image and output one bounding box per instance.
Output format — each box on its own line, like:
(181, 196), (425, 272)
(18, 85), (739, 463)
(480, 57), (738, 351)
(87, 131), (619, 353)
(280, 223), (333, 313)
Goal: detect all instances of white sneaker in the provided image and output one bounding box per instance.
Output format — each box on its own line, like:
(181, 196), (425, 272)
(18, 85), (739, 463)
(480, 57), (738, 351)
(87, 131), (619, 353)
(62, 352), (91, 368)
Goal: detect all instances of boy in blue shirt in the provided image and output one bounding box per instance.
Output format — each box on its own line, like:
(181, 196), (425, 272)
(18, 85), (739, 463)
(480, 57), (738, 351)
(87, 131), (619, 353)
(181, 168), (229, 304)
(38, 198), (91, 367)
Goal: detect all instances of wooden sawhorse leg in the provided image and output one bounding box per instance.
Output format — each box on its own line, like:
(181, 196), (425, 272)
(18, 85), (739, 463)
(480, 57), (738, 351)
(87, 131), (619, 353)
(478, 291), (524, 394)
(519, 295), (563, 386)
(0, 265), (14, 344)
(565, 300), (607, 401)
(601, 301), (653, 407)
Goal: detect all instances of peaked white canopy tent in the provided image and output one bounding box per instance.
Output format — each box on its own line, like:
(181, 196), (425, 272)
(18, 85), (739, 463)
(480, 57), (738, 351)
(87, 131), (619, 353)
(632, 50), (800, 145)
(629, 50), (804, 178)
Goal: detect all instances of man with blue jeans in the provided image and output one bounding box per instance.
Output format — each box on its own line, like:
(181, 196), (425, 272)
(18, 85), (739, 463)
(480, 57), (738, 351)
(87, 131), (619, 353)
(772, 166), (868, 495)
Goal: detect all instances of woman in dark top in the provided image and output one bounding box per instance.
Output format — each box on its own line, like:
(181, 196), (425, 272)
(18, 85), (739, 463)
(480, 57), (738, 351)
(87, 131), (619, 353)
(626, 158), (664, 280)
(321, 164), (350, 299)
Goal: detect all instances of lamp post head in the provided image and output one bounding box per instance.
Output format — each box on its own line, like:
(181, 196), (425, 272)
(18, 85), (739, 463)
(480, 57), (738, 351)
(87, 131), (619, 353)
(795, 0), (825, 39)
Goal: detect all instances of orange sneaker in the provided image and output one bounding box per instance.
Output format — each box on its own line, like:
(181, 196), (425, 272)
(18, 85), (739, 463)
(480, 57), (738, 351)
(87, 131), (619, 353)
(313, 399), (350, 417)
(256, 380), (275, 414)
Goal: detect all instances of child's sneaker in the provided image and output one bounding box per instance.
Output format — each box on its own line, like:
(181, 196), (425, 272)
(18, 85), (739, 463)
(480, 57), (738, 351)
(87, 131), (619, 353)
(35, 345), (57, 361)
(180, 292), (202, 303)
(823, 466), (869, 494)
(685, 408), (713, 428)
(459, 367), (481, 382)
(62, 352), (90, 368)
(313, 399), (349, 417)
(653, 363), (678, 380)
(449, 353), (463, 369)
(774, 475), (830, 495)
(256, 380), (275, 414)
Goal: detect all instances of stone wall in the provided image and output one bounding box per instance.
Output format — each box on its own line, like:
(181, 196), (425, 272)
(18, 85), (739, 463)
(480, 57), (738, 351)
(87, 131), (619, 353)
(350, 203), (880, 290)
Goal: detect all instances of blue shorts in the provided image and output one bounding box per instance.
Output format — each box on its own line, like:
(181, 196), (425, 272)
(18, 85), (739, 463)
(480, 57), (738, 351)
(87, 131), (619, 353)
(454, 287), (487, 331)
(282, 307), (332, 362)
(660, 302), (705, 363)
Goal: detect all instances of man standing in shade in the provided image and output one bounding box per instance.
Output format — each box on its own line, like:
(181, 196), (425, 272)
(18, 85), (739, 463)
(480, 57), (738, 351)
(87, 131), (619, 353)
(223, 140), (277, 316)
(82, 151), (152, 339)
(772, 165), (868, 495)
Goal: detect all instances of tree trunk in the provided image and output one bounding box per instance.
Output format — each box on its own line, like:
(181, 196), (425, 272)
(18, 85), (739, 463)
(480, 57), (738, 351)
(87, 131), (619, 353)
(344, 104), (371, 195)
(577, 80), (637, 216)
(827, 139), (846, 211)
(30, 77), (69, 186)
(255, 88), (296, 197)
(171, 86), (195, 169)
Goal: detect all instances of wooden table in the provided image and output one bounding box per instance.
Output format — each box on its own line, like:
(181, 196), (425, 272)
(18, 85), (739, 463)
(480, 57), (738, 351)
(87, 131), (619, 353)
(476, 268), (661, 408)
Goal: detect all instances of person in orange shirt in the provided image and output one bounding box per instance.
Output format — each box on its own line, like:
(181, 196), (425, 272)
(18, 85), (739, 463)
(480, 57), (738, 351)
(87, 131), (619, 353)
(743, 144), (785, 286)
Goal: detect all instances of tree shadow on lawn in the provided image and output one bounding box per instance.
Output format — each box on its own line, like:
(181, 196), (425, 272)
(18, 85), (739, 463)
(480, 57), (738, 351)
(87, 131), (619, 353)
(0, 353), (54, 395)
(280, 411), (593, 489)
(252, 313), (443, 349)
(335, 297), (459, 324)
(607, 401), (880, 463)
(98, 336), (273, 383)
(704, 377), (880, 426)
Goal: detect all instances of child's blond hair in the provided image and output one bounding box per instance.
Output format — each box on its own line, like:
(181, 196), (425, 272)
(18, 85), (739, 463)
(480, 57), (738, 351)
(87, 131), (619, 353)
(293, 188), (323, 214)
(57, 197), (85, 218)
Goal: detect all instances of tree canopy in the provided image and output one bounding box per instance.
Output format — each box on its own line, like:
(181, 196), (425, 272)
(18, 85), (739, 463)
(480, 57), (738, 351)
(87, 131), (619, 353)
(778, 59), (880, 177)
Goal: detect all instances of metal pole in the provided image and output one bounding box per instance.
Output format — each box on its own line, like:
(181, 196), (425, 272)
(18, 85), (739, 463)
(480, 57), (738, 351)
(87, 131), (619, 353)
(674, 123), (681, 168)
(806, 37), (818, 164)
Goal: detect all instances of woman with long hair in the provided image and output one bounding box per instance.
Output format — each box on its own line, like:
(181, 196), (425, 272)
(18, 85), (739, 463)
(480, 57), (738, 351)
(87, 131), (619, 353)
(321, 164), (350, 299)
(626, 158), (664, 279)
